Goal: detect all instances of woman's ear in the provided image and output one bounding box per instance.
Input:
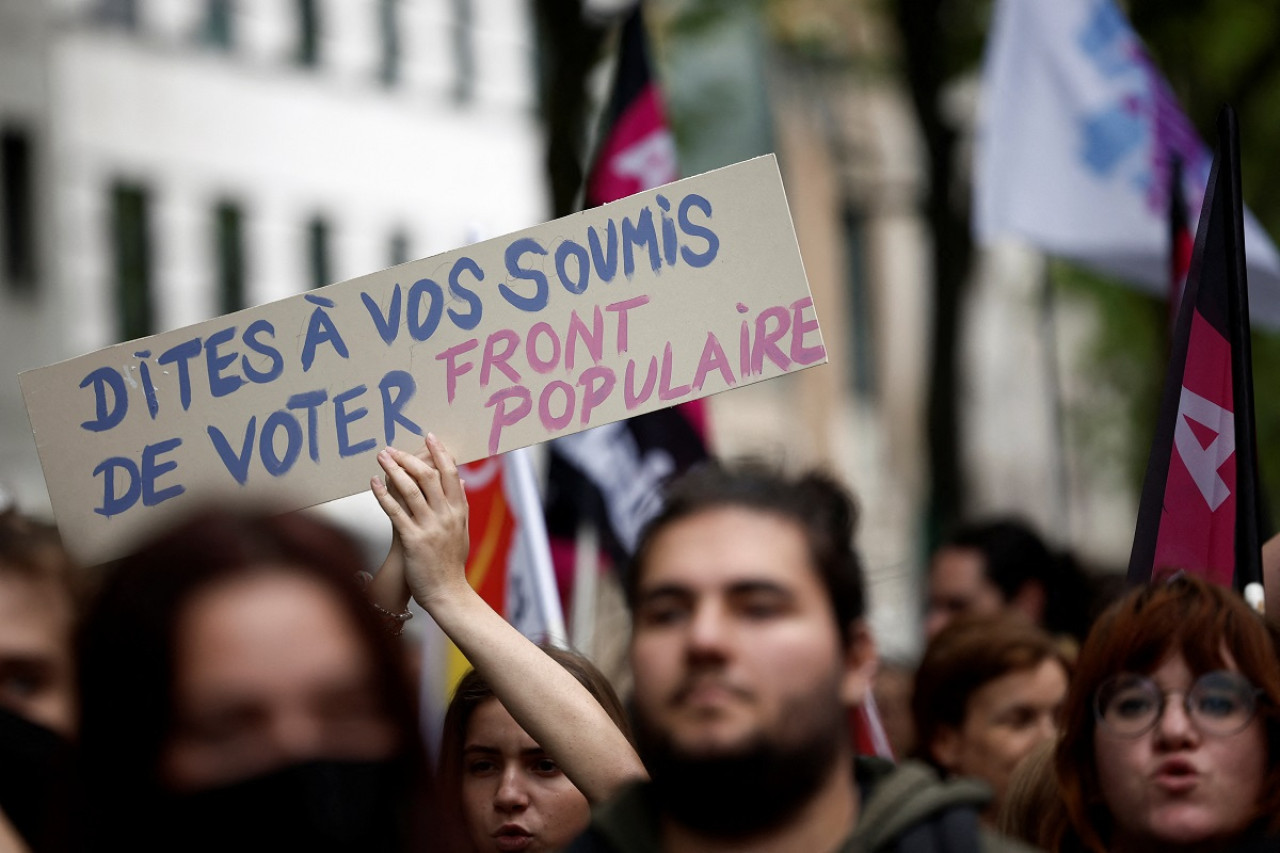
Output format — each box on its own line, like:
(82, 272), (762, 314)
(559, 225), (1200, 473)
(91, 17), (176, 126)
(930, 725), (962, 773)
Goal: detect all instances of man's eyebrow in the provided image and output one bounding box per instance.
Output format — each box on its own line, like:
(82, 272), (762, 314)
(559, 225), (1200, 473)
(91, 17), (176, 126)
(726, 580), (792, 597)
(637, 580), (795, 601)
(636, 583), (693, 602)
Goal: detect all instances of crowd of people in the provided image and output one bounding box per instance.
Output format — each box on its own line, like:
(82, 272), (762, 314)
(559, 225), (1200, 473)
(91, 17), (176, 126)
(2, 434), (1279, 852)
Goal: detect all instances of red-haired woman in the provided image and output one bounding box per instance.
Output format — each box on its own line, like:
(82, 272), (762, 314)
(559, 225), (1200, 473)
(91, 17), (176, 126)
(1053, 573), (1280, 852)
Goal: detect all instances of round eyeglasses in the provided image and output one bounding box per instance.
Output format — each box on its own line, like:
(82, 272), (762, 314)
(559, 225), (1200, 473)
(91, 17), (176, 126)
(1094, 670), (1264, 738)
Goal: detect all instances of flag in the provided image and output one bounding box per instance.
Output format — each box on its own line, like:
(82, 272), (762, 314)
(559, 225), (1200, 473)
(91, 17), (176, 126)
(583, 4), (678, 208)
(554, 2), (899, 760)
(545, 2), (710, 604)
(852, 698), (894, 761)
(1127, 108), (1264, 606)
(419, 448), (567, 754)
(975, 0), (1280, 327)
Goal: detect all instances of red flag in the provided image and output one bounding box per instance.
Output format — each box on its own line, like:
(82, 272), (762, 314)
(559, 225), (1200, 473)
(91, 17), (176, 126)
(1129, 107), (1264, 605)
(420, 450), (567, 754)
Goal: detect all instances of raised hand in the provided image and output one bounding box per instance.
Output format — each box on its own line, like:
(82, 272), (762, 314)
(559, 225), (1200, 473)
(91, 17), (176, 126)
(371, 434), (470, 609)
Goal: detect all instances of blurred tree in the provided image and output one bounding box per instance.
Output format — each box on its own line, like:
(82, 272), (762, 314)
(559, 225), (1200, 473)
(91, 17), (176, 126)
(891, 0), (989, 543)
(533, 0), (607, 218)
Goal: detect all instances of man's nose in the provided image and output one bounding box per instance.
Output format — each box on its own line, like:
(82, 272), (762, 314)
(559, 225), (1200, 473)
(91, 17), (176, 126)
(686, 600), (731, 659)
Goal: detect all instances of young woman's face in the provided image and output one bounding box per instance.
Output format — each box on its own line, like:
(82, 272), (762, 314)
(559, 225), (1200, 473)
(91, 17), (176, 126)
(461, 698), (591, 853)
(933, 657), (1068, 811)
(161, 568), (400, 790)
(1093, 652), (1267, 851)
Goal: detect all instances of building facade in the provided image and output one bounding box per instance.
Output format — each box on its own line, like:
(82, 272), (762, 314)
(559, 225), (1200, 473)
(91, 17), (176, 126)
(0, 0), (546, 524)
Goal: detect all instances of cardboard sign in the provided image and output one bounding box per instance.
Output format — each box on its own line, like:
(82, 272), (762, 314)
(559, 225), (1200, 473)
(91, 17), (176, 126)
(20, 155), (825, 563)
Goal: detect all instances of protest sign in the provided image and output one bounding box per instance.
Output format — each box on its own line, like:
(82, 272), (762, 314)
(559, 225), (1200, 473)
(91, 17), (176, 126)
(20, 155), (825, 564)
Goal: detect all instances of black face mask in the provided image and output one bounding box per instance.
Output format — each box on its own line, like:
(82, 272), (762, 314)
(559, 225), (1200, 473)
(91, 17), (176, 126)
(152, 758), (415, 853)
(0, 705), (74, 853)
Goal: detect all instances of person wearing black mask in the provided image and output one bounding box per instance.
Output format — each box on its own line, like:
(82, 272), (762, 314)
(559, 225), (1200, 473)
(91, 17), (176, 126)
(73, 507), (462, 853)
(0, 508), (79, 853)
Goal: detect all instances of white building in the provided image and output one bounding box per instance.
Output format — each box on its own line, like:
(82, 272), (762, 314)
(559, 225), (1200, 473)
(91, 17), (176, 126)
(0, 0), (547, 524)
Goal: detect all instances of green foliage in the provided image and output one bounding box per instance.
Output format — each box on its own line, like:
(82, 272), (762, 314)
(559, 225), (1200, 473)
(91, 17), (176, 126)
(1051, 261), (1166, 495)
(1248, 332), (1280, 526)
(1054, 255), (1280, 533)
(1129, 0), (1280, 240)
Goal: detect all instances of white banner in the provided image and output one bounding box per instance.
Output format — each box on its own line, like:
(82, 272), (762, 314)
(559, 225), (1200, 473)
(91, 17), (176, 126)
(975, 0), (1280, 325)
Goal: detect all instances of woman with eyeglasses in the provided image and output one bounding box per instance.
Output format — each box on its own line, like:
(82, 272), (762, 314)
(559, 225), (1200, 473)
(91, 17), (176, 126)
(1053, 572), (1280, 853)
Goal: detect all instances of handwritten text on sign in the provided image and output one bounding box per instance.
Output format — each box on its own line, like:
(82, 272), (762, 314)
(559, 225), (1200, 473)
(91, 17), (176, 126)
(20, 156), (825, 563)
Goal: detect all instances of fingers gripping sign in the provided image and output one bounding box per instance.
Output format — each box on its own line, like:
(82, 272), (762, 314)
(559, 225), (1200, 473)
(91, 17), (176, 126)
(371, 434), (471, 609)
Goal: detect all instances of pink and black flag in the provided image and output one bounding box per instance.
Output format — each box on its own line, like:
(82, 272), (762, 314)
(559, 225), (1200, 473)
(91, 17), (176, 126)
(583, 4), (678, 208)
(1128, 108), (1265, 604)
(545, 2), (709, 594)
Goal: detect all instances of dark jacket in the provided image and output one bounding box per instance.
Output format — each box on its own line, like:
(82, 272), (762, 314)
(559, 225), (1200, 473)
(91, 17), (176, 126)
(562, 758), (1041, 853)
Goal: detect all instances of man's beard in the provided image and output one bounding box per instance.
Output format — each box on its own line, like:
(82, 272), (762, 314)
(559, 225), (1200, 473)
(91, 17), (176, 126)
(633, 688), (848, 839)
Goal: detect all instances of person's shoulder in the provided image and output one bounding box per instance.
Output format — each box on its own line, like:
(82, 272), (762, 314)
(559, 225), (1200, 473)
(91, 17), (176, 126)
(853, 759), (1042, 853)
(856, 758), (987, 840)
(558, 781), (661, 853)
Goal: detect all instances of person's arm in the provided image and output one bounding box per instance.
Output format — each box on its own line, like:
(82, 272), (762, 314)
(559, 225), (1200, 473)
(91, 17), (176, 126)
(370, 435), (647, 801)
(0, 806), (31, 853)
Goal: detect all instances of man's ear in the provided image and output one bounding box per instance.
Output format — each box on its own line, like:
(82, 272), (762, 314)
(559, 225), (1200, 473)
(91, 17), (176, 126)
(1010, 579), (1047, 625)
(840, 620), (878, 706)
(930, 725), (961, 772)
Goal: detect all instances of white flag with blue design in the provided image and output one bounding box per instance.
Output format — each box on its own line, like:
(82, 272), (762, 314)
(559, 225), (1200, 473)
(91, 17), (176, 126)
(975, 0), (1280, 327)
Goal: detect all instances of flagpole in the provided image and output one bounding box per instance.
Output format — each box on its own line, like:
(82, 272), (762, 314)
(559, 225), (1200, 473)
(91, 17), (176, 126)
(1220, 107), (1265, 610)
(507, 447), (571, 646)
(1039, 261), (1071, 538)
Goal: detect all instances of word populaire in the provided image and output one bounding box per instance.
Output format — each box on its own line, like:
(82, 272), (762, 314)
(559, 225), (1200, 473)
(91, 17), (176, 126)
(78, 190), (726, 519)
(469, 295), (824, 455)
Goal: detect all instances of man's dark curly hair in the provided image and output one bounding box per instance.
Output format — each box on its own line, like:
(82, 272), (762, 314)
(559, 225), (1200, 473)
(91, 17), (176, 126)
(626, 459), (866, 640)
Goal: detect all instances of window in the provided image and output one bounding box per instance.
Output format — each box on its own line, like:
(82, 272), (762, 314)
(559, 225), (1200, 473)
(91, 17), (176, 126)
(378, 0), (400, 86)
(200, 0), (235, 50)
(843, 204), (875, 398)
(215, 200), (245, 313)
(307, 215), (331, 289)
(451, 0), (475, 103)
(297, 0), (320, 68)
(1, 128), (37, 295)
(94, 0), (139, 30)
(111, 182), (153, 340)
(388, 229), (410, 266)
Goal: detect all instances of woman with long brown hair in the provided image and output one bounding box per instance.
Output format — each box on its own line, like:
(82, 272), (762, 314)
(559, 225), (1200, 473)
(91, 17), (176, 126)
(370, 435), (646, 851)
